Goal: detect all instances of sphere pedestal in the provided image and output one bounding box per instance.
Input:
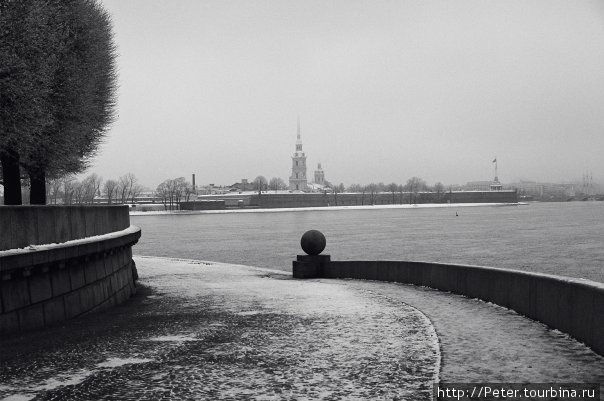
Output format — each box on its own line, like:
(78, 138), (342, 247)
(292, 254), (331, 279)
(292, 230), (330, 279)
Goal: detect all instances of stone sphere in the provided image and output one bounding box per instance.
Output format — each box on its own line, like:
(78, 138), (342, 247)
(300, 230), (326, 255)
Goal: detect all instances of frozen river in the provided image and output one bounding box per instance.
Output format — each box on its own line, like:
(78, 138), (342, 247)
(131, 201), (604, 283)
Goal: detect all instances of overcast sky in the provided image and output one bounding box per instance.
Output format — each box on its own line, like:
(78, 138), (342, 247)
(94, 0), (604, 188)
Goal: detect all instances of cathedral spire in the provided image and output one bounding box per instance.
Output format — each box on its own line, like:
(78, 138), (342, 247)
(295, 117), (303, 151)
(290, 117), (307, 191)
(296, 116), (301, 141)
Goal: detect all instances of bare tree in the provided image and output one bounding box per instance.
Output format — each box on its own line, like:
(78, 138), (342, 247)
(46, 178), (63, 205)
(347, 184), (363, 193)
(126, 173), (139, 202)
(117, 175), (130, 204)
(117, 173), (138, 204)
(367, 183), (378, 205)
(156, 177), (190, 210)
(81, 174), (102, 204)
(405, 177), (427, 204)
(103, 179), (118, 204)
(130, 183), (144, 203)
(72, 181), (85, 204)
(173, 177), (189, 205)
(433, 182), (445, 202)
(328, 182), (346, 206)
(61, 177), (77, 205)
(387, 182), (398, 204)
(398, 184), (404, 204)
(269, 177), (287, 192)
(183, 185), (195, 202)
(156, 180), (170, 210)
(253, 175), (268, 194)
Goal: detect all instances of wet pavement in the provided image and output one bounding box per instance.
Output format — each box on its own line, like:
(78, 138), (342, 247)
(0, 257), (438, 400)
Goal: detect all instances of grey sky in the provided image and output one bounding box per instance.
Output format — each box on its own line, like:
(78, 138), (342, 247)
(94, 0), (604, 188)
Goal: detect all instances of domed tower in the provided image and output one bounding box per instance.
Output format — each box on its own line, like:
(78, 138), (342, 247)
(289, 118), (308, 191)
(314, 163), (325, 186)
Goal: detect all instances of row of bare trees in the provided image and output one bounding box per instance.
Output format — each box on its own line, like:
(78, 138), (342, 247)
(46, 173), (143, 205)
(156, 177), (194, 210)
(247, 175), (446, 203)
(346, 177), (447, 204)
(252, 176), (288, 194)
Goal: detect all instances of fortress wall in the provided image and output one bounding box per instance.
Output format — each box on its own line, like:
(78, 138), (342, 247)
(249, 190), (517, 208)
(0, 206), (129, 251)
(318, 260), (603, 356)
(0, 206), (140, 334)
(179, 200), (226, 210)
(449, 190), (518, 203)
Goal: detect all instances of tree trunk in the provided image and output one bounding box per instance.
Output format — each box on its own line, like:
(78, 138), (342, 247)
(0, 149), (23, 205)
(29, 169), (47, 204)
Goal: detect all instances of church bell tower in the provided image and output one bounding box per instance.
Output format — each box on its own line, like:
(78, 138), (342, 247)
(289, 118), (308, 191)
(314, 163), (325, 186)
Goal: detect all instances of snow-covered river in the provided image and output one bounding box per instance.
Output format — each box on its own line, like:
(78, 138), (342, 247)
(131, 201), (604, 282)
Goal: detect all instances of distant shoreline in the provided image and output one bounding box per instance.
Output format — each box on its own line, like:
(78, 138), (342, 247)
(130, 202), (527, 216)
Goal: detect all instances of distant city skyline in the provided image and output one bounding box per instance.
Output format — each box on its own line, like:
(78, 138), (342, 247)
(92, 0), (604, 188)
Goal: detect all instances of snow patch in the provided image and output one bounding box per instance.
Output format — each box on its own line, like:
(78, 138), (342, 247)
(96, 357), (153, 368)
(236, 310), (262, 316)
(0, 395), (34, 401)
(144, 335), (200, 343)
(0, 225), (140, 256)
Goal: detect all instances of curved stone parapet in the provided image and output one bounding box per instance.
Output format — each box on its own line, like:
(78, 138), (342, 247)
(0, 225), (141, 334)
(0, 205), (130, 251)
(318, 260), (604, 356)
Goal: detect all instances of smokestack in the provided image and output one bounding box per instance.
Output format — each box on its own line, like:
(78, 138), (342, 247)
(192, 174), (196, 191)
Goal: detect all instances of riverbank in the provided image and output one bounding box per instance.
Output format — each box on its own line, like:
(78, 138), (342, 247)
(1, 256), (602, 400)
(130, 202), (525, 216)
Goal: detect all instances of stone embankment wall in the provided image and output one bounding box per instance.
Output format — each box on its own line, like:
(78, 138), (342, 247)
(0, 206), (129, 251)
(179, 200), (226, 211)
(311, 260), (603, 356)
(0, 206), (140, 334)
(249, 190), (518, 209)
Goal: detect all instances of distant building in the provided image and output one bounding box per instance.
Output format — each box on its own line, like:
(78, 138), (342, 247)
(465, 157), (503, 191)
(507, 181), (575, 200)
(314, 163), (325, 186)
(289, 119), (308, 191)
(465, 180), (502, 191)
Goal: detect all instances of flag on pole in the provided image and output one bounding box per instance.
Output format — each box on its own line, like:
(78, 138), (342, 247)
(492, 158), (497, 163)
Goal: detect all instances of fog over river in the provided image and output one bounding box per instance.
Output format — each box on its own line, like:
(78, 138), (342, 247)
(131, 202), (604, 283)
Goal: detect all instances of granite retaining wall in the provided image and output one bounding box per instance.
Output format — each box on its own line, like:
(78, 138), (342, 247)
(0, 205), (129, 251)
(0, 206), (140, 334)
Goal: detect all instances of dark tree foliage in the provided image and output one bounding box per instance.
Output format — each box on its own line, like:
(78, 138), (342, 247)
(0, 1), (57, 204)
(0, 0), (117, 205)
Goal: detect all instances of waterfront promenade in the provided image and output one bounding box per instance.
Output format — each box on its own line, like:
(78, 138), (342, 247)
(1, 256), (603, 400)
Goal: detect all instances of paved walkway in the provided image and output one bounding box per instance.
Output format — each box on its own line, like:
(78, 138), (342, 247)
(340, 280), (604, 385)
(1, 257), (603, 400)
(0, 257), (438, 401)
